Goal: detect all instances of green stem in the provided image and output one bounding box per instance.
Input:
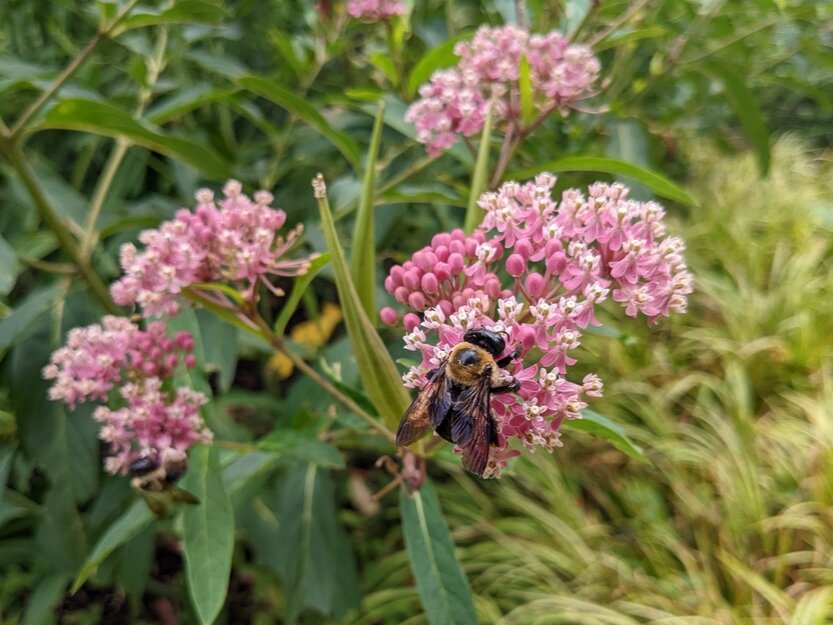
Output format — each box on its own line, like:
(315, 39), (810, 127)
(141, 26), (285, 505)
(249, 312), (397, 444)
(80, 26), (169, 260)
(9, 0), (143, 138)
(0, 136), (118, 314)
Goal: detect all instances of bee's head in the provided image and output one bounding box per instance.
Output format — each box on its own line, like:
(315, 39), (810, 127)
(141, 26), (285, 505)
(463, 328), (505, 356)
(129, 456), (159, 477)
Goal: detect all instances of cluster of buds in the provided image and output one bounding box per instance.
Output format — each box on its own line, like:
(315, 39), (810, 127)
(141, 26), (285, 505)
(43, 316), (211, 475)
(406, 25), (601, 155)
(382, 174), (692, 477)
(111, 180), (315, 317)
(347, 0), (406, 21)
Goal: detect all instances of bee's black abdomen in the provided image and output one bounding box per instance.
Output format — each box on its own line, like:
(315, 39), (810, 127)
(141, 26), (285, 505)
(129, 457), (158, 476)
(463, 329), (505, 356)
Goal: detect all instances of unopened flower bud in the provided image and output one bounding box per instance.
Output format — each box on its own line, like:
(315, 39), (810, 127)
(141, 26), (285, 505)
(506, 253), (526, 277)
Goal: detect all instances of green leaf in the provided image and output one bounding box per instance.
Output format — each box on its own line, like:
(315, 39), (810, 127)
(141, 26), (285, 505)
(562, 0), (595, 38)
(239, 74), (361, 170)
(39, 99), (231, 179)
(399, 479), (477, 625)
(509, 156), (699, 206)
(36, 485), (87, 576)
(22, 574), (67, 625)
(562, 409), (647, 461)
(276, 464), (361, 623)
(71, 500), (155, 593)
(463, 103), (493, 234)
(182, 445), (234, 625)
(518, 55), (535, 126)
(274, 253), (330, 337)
(258, 430), (345, 469)
(314, 176), (411, 428)
(369, 52), (399, 84)
(594, 27), (668, 52)
(0, 234), (22, 296)
(112, 0), (227, 35)
(350, 101), (385, 319)
(407, 32), (468, 96)
(146, 85), (238, 125)
(0, 284), (62, 355)
(700, 62), (771, 176)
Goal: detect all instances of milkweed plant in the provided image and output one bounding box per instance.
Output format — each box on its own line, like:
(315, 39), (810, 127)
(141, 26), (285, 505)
(3, 3), (699, 624)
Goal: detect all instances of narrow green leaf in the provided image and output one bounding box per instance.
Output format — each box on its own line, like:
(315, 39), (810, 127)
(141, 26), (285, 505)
(276, 464), (361, 623)
(562, 0), (595, 38)
(239, 75), (361, 170)
(463, 104), (493, 234)
(400, 480), (477, 625)
(562, 409), (647, 461)
(182, 445), (235, 625)
(112, 0), (227, 35)
(313, 176), (411, 428)
(700, 62), (771, 175)
(274, 253), (330, 337)
(146, 85), (238, 125)
(39, 99), (230, 179)
(258, 430), (345, 469)
(407, 32), (468, 96)
(71, 500), (154, 593)
(509, 156), (699, 206)
(22, 574), (67, 625)
(369, 53), (398, 84)
(518, 55), (535, 126)
(0, 285), (62, 354)
(350, 101), (386, 319)
(594, 26), (668, 52)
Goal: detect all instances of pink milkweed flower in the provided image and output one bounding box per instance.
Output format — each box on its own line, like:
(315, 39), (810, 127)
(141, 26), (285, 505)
(43, 316), (211, 475)
(406, 25), (601, 155)
(383, 174), (692, 476)
(347, 0), (406, 21)
(111, 181), (316, 317)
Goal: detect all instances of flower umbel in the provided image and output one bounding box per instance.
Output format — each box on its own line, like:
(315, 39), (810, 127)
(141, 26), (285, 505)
(43, 316), (211, 475)
(383, 174), (693, 477)
(347, 0), (406, 21)
(111, 180), (315, 317)
(406, 26), (601, 155)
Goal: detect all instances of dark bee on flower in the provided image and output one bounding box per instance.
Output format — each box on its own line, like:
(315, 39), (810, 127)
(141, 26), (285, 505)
(395, 328), (520, 477)
(129, 449), (199, 517)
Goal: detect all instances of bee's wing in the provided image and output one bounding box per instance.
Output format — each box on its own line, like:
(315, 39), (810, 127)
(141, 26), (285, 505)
(395, 363), (452, 446)
(169, 485), (200, 506)
(451, 368), (494, 477)
(138, 490), (172, 517)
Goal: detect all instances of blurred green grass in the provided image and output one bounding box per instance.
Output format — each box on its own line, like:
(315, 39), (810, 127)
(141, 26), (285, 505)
(359, 136), (833, 624)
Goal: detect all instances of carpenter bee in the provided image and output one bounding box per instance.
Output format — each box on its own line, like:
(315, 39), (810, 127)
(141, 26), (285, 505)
(395, 328), (520, 477)
(129, 449), (199, 517)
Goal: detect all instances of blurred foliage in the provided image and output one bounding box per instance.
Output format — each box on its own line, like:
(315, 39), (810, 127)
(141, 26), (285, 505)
(0, 0), (831, 623)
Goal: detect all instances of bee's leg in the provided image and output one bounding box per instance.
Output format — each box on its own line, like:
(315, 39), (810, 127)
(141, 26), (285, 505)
(491, 377), (520, 394)
(495, 346), (521, 368)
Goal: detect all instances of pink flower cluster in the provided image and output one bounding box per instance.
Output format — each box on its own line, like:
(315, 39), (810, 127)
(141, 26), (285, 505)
(111, 180), (315, 317)
(382, 174), (692, 477)
(43, 316), (211, 474)
(405, 25), (601, 155)
(347, 0), (406, 21)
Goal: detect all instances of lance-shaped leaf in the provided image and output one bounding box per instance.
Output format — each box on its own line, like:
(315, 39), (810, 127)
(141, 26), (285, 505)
(182, 445), (234, 625)
(274, 253), (331, 337)
(518, 55), (535, 127)
(407, 32), (468, 96)
(400, 480), (477, 625)
(39, 99), (231, 179)
(463, 103), (493, 234)
(350, 100), (385, 319)
(509, 156), (698, 207)
(699, 62), (771, 176)
(313, 175), (411, 428)
(239, 75), (361, 170)
(562, 409), (647, 462)
(111, 0), (228, 35)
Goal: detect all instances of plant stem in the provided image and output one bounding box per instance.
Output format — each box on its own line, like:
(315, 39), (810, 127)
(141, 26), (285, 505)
(9, 0), (142, 138)
(0, 135), (118, 314)
(249, 313), (397, 444)
(80, 26), (169, 260)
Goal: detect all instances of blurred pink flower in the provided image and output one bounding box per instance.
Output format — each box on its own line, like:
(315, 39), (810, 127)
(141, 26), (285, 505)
(43, 316), (211, 475)
(406, 25), (601, 155)
(383, 174), (692, 477)
(111, 180), (315, 317)
(347, 0), (406, 21)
